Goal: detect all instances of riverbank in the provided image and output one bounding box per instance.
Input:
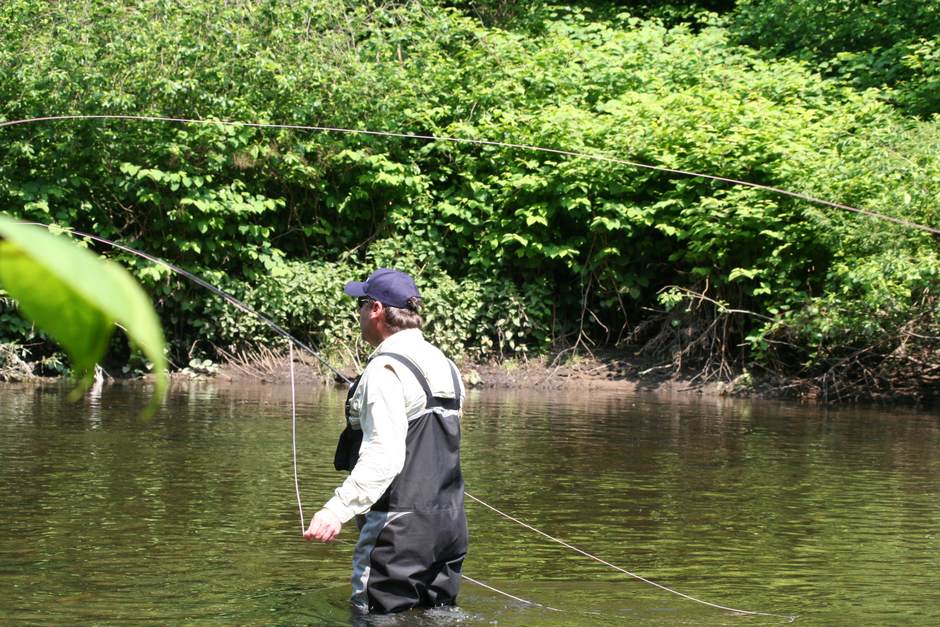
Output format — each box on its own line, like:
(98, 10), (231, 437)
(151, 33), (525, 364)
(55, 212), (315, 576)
(182, 348), (935, 404)
(196, 349), (757, 400)
(2, 346), (924, 404)
(0, 349), (923, 404)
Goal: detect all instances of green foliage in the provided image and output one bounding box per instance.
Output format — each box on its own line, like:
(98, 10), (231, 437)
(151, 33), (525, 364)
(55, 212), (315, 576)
(197, 256), (361, 364)
(729, 0), (940, 117)
(0, 1), (938, 398)
(0, 215), (167, 404)
(191, 238), (552, 364)
(748, 249), (940, 398)
(440, 1), (734, 28)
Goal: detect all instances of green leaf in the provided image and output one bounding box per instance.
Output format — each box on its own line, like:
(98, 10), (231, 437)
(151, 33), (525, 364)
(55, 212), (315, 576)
(525, 213), (548, 227)
(729, 267), (761, 282)
(501, 233), (529, 246)
(589, 216), (621, 231)
(0, 215), (167, 412)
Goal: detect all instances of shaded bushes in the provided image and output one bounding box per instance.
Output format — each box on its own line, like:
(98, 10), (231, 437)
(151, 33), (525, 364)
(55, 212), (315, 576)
(729, 0), (940, 117)
(1, 1), (938, 399)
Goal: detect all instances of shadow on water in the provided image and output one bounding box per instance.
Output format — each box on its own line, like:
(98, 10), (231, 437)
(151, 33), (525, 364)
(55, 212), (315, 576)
(1, 381), (938, 624)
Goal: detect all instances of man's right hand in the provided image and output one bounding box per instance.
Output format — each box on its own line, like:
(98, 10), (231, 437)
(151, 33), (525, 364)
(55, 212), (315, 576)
(304, 508), (342, 543)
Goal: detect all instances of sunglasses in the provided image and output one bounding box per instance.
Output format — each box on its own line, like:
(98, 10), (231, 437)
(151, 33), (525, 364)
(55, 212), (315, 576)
(357, 297), (375, 308)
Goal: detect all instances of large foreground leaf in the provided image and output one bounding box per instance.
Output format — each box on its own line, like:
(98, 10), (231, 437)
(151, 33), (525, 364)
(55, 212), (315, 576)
(0, 215), (167, 410)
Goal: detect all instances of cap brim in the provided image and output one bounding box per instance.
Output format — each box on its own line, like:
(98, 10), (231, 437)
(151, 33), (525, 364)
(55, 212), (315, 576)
(343, 281), (368, 298)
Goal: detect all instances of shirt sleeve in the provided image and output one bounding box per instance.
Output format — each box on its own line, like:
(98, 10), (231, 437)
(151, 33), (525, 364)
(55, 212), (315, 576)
(323, 363), (408, 523)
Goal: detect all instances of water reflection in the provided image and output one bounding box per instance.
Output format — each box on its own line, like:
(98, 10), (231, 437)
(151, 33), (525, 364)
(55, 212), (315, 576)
(1, 382), (938, 624)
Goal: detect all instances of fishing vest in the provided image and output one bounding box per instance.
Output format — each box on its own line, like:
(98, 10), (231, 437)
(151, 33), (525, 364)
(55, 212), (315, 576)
(333, 351), (464, 512)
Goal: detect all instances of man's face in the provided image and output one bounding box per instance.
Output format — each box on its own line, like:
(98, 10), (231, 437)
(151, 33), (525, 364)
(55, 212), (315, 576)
(358, 298), (382, 346)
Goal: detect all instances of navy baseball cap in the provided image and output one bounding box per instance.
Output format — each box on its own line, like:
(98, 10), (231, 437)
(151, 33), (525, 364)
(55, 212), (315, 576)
(344, 268), (421, 309)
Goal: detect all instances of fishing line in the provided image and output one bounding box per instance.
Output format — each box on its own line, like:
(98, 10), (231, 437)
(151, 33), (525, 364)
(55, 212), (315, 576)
(465, 492), (797, 622)
(331, 537), (561, 612)
(17, 220), (794, 619)
(2, 113), (937, 236)
(16, 220), (557, 615)
(15, 222), (352, 386)
(459, 574), (561, 612)
(289, 340), (304, 535)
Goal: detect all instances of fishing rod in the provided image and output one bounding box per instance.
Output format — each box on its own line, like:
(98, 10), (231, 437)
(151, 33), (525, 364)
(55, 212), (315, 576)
(1, 113), (938, 236)
(15, 220), (794, 621)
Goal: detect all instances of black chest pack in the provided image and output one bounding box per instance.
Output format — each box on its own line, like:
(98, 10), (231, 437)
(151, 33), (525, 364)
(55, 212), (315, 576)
(333, 352), (461, 472)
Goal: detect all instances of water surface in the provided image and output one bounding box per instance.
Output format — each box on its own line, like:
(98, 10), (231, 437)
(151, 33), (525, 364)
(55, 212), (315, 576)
(1, 382), (938, 624)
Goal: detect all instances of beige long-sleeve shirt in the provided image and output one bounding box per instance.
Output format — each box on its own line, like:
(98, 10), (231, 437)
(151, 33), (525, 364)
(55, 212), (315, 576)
(323, 329), (463, 523)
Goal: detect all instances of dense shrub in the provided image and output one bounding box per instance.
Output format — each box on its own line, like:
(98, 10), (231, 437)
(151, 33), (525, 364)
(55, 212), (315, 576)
(729, 0), (940, 117)
(1, 1), (938, 398)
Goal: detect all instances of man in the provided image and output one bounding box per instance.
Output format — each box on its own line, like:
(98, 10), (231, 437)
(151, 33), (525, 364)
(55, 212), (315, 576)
(304, 268), (468, 614)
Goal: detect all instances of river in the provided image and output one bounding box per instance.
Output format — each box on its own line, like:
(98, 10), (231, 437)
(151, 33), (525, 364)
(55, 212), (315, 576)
(1, 382), (938, 625)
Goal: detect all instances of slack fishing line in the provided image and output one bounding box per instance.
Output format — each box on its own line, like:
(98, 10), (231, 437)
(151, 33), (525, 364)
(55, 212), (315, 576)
(3, 109), (807, 617)
(330, 535), (564, 613)
(20, 219), (562, 615)
(289, 341), (304, 535)
(1, 113), (938, 236)
(18, 220), (794, 621)
(465, 492), (796, 621)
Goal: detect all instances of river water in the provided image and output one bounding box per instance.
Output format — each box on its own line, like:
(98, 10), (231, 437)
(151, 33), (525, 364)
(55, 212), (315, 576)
(1, 382), (938, 625)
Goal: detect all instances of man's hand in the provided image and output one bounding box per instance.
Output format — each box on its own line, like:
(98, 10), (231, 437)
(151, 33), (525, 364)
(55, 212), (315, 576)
(304, 508), (342, 542)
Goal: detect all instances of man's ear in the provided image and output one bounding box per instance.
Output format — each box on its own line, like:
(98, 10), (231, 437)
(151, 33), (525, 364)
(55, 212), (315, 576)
(369, 300), (386, 325)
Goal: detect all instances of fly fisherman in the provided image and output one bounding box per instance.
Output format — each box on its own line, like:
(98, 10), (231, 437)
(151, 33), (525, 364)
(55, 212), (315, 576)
(304, 268), (468, 614)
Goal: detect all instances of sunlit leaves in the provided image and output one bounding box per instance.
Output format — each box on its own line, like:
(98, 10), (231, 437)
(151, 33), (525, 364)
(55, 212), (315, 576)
(0, 0), (937, 383)
(0, 215), (167, 410)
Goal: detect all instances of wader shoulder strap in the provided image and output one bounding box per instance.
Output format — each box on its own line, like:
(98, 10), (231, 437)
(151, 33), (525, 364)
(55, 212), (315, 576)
(379, 352), (462, 411)
(334, 352), (461, 472)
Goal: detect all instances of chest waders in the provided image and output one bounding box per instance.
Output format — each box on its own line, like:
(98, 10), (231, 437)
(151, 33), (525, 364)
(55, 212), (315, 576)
(334, 352), (467, 614)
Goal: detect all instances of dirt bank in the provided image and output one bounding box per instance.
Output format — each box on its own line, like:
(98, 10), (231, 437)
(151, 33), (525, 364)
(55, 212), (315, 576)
(195, 349), (743, 398)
